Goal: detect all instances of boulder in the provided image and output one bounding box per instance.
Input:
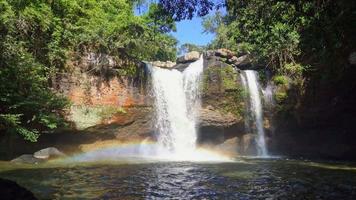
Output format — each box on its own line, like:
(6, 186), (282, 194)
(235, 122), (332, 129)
(240, 134), (258, 155)
(150, 61), (176, 68)
(215, 49), (235, 58)
(199, 108), (238, 127)
(205, 50), (215, 58)
(228, 54), (251, 67)
(33, 147), (65, 159)
(176, 51), (200, 63)
(0, 178), (37, 200)
(11, 154), (44, 164)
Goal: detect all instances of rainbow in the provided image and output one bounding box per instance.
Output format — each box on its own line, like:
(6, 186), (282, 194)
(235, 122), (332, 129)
(54, 140), (235, 163)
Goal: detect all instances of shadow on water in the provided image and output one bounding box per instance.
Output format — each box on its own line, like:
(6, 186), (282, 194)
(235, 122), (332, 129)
(1, 159), (356, 199)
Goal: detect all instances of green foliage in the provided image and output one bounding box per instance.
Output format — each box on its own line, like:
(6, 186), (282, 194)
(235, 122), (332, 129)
(0, 34), (69, 141)
(0, 0), (178, 141)
(203, 0), (355, 78)
(275, 92), (288, 103)
(273, 76), (288, 86)
(179, 43), (206, 55)
(221, 66), (238, 91)
(280, 63), (307, 78)
(204, 0), (304, 68)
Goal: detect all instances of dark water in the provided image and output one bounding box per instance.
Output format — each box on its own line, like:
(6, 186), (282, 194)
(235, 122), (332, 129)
(1, 158), (356, 199)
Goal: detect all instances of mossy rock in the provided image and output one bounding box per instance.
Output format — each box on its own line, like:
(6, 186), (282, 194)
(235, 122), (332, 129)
(69, 105), (126, 130)
(275, 92), (288, 103)
(202, 65), (239, 93)
(272, 75), (289, 86)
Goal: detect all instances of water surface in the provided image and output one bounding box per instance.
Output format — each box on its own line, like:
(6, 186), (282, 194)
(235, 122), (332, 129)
(1, 158), (356, 199)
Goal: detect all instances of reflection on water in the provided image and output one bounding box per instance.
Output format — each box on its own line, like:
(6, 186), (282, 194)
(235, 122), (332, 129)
(1, 159), (356, 199)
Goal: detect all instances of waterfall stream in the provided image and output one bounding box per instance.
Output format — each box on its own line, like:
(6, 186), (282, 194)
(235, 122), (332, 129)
(148, 57), (204, 160)
(240, 70), (268, 156)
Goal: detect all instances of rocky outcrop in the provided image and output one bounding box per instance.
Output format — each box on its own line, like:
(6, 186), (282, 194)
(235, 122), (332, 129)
(148, 61), (176, 68)
(0, 178), (37, 200)
(176, 51), (200, 63)
(205, 49), (251, 68)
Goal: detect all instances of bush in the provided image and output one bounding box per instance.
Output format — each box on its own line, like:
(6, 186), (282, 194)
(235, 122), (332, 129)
(273, 76), (288, 86)
(275, 92), (288, 103)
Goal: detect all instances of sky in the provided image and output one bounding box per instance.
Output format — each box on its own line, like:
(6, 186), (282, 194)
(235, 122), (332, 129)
(135, 4), (216, 47)
(171, 17), (215, 46)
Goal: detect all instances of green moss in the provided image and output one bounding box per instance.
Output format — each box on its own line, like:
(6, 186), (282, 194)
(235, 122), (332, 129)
(275, 92), (288, 103)
(283, 63), (305, 77)
(69, 105), (126, 130)
(221, 65), (238, 91)
(202, 65), (238, 92)
(219, 87), (246, 119)
(273, 75), (289, 86)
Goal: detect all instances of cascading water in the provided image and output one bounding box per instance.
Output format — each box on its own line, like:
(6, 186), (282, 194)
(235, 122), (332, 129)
(240, 70), (268, 157)
(148, 57), (204, 160)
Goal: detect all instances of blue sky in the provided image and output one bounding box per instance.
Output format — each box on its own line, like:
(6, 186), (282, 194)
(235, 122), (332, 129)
(171, 17), (215, 46)
(135, 5), (216, 47)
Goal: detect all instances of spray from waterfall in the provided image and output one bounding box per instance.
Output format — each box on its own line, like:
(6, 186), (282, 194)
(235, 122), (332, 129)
(240, 70), (268, 156)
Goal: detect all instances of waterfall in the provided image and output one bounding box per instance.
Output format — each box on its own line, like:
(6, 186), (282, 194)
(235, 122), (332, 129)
(148, 57), (203, 159)
(240, 70), (268, 156)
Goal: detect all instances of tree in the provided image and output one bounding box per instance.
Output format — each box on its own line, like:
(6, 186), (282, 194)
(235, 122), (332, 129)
(0, 0), (179, 141)
(179, 43), (206, 55)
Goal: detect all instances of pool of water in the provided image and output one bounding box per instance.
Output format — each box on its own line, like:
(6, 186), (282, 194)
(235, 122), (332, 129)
(1, 158), (356, 199)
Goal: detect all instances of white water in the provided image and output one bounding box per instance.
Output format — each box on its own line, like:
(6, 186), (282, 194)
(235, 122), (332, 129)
(241, 70), (268, 156)
(148, 57), (215, 160)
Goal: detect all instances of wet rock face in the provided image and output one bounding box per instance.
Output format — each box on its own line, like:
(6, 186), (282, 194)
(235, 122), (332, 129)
(215, 137), (240, 155)
(240, 134), (258, 155)
(84, 106), (154, 141)
(199, 107), (238, 127)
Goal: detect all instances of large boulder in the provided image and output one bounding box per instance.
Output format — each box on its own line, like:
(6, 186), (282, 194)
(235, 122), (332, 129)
(0, 178), (37, 200)
(228, 54), (251, 68)
(176, 51), (200, 63)
(33, 147), (65, 159)
(215, 48), (235, 58)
